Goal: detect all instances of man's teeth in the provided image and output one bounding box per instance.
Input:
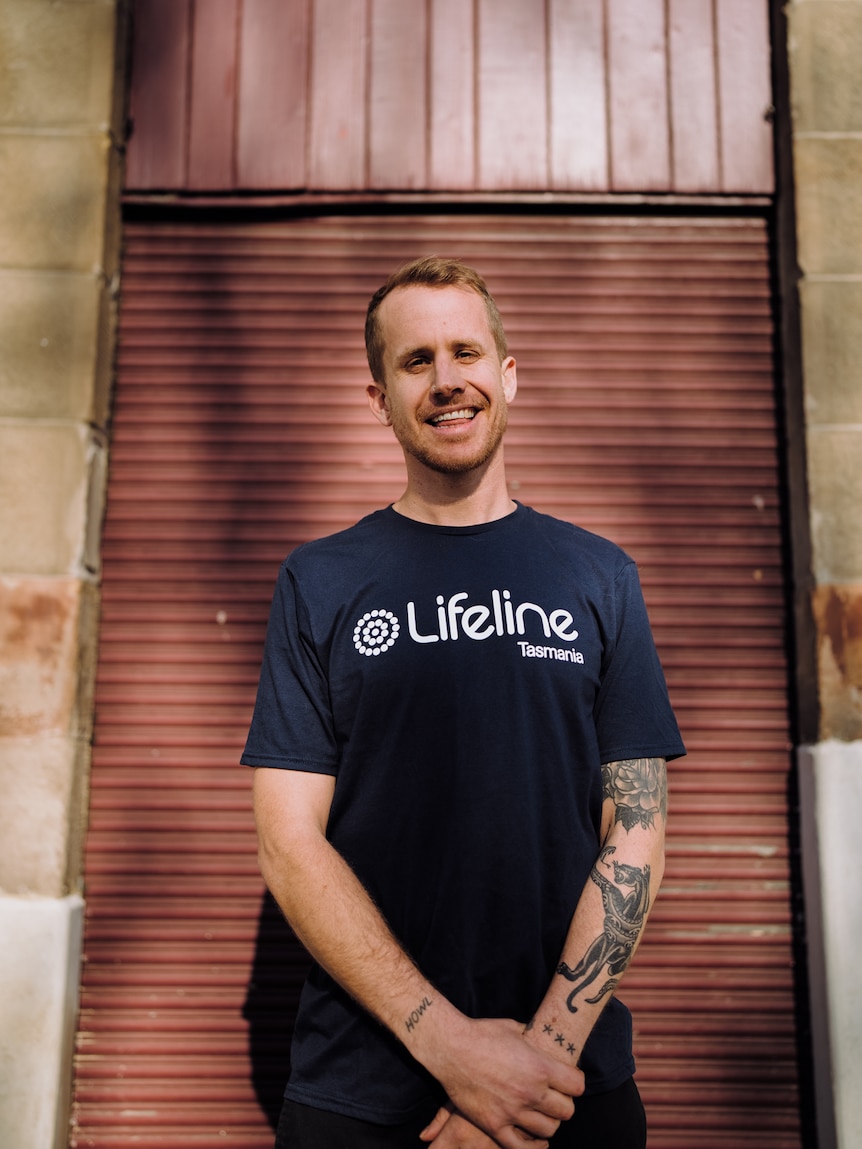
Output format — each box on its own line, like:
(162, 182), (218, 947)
(431, 409), (476, 424)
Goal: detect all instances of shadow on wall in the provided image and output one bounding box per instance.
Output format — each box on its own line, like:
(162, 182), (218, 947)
(243, 889), (312, 1130)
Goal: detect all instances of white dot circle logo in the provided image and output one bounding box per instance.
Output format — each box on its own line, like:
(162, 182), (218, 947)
(353, 609), (400, 656)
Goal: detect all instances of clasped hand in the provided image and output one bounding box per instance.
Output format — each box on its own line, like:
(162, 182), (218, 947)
(419, 1017), (584, 1149)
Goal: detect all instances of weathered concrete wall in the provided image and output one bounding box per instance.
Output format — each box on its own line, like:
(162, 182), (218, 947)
(0, 1), (125, 1146)
(787, 2), (862, 1147)
(789, 0), (862, 739)
(799, 743), (862, 1149)
(0, 896), (85, 1149)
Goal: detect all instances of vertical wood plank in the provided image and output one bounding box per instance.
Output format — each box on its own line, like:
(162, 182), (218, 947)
(187, 0), (239, 190)
(368, 0), (427, 189)
(607, 0), (670, 191)
(668, 0), (718, 191)
(549, 0), (608, 191)
(236, 0), (311, 189)
(477, 0), (547, 189)
(429, 0), (475, 190)
(308, 0), (368, 190)
(716, 0), (774, 192)
(125, 0), (191, 189)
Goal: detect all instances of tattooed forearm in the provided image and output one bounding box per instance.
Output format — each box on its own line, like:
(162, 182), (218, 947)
(405, 996), (433, 1032)
(602, 757), (667, 831)
(556, 846), (651, 1014)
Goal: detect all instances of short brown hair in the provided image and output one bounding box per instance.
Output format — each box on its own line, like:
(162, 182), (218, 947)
(364, 256), (508, 384)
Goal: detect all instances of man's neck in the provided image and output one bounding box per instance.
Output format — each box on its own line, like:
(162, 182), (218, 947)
(391, 454), (516, 527)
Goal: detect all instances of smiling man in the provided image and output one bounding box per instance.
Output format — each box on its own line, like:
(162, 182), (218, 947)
(243, 257), (685, 1149)
(365, 278), (516, 484)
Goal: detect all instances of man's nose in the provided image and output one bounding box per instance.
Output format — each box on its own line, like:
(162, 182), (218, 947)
(430, 357), (463, 395)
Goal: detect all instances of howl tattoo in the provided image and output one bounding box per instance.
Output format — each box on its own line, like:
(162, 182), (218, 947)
(405, 996), (432, 1032)
(602, 757), (667, 831)
(556, 846), (650, 1013)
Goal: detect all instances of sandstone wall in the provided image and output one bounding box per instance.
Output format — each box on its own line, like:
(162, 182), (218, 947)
(0, 4), (125, 1146)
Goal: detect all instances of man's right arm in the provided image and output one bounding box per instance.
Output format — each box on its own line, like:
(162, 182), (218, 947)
(253, 766), (583, 1148)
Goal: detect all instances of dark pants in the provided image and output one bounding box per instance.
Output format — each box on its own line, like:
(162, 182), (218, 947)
(275, 1076), (646, 1149)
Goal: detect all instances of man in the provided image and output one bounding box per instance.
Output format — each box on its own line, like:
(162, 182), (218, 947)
(242, 257), (685, 1148)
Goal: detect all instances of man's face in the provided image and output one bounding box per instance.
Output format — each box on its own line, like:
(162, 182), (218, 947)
(367, 285), (517, 476)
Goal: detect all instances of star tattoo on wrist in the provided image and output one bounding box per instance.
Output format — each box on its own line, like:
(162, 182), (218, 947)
(556, 1033), (576, 1056)
(532, 1020), (578, 1057)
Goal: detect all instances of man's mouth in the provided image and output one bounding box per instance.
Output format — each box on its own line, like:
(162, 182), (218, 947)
(428, 408), (478, 425)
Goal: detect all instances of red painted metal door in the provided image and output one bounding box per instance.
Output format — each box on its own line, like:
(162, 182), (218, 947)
(124, 0), (774, 197)
(71, 213), (803, 1148)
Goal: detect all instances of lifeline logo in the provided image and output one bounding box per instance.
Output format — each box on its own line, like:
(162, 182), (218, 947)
(353, 589), (583, 660)
(353, 609), (400, 656)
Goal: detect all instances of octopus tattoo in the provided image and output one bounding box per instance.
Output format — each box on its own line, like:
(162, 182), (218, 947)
(556, 846), (651, 1013)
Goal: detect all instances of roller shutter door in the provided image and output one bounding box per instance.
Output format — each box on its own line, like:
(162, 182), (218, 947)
(71, 214), (803, 1148)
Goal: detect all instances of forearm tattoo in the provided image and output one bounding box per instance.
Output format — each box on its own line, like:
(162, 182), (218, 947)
(602, 757), (667, 831)
(543, 1022), (577, 1056)
(525, 1017), (577, 1057)
(404, 996), (432, 1033)
(556, 846), (650, 1013)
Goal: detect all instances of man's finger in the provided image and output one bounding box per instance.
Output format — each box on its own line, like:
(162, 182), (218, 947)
(420, 1105), (452, 1142)
(547, 1060), (586, 1100)
(503, 1130), (549, 1149)
(506, 1108), (560, 1143)
(536, 1085), (576, 1123)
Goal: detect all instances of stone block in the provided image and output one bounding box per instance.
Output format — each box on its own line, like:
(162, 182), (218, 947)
(0, 894), (83, 1149)
(794, 136), (862, 277)
(0, 424), (89, 576)
(0, 0), (118, 130)
(789, 1), (862, 133)
(807, 427), (862, 584)
(0, 737), (82, 897)
(798, 742), (862, 1149)
(0, 132), (112, 272)
(0, 270), (106, 422)
(811, 584), (862, 741)
(800, 279), (862, 425)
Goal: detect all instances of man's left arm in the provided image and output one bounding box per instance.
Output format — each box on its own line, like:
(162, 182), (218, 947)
(423, 757), (667, 1147)
(524, 755), (667, 1068)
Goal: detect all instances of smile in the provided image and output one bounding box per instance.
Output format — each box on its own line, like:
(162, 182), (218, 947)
(429, 408), (478, 425)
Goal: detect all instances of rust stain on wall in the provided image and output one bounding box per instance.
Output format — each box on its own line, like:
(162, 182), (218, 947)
(0, 578), (80, 737)
(812, 583), (862, 739)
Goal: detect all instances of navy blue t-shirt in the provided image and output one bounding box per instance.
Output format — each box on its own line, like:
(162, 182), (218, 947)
(242, 503), (685, 1123)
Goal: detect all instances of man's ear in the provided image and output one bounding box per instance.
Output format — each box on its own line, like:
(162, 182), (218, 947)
(366, 381), (392, 426)
(501, 356), (517, 404)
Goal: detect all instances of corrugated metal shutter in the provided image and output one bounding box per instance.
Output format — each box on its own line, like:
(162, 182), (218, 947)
(72, 214), (802, 1148)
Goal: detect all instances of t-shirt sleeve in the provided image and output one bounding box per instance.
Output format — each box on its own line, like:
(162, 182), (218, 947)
(593, 560), (685, 765)
(240, 562), (339, 774)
